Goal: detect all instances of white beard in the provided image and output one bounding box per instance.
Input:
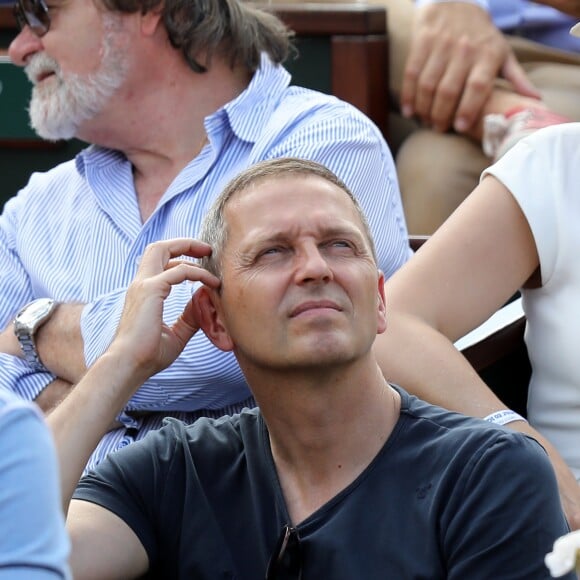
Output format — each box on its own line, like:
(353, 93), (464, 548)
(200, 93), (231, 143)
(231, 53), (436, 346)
(25, 14), (129, 141)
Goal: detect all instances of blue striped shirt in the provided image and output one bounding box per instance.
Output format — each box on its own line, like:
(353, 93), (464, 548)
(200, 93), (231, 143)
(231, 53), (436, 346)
(0, 55), (410, 470)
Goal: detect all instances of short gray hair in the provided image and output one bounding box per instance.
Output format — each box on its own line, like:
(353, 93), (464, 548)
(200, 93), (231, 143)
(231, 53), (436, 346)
(198, 158), (377, 279)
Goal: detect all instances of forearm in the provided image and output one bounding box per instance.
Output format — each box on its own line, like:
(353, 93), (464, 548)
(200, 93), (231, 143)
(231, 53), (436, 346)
(515, 422), (580, 530)
(376, 316), (504, 415)
(50, 238), (217, 510)
(35, 378), (75, 414)
(375, 316), (580, 528)
(35, 303), (86, 383)
(48, 350), (146, 512)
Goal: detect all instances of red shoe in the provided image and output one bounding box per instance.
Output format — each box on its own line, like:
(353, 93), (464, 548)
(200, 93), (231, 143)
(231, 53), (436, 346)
(482, 106), (571, 160)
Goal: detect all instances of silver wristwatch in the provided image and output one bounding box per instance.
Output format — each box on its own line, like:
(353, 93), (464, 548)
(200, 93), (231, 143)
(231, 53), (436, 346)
(13, 298), (58, 371)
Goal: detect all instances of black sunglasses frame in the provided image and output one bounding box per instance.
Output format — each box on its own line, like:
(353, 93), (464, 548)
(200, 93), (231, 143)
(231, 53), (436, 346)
(265, 524), (303, 580)
(13, 0), (51, 37)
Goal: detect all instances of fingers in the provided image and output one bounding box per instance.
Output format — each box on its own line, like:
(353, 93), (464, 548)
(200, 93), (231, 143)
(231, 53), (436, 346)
(400, 31), (433, 119)
(449, 45), (499, 133)
(403, 32), (450, 124)
(156, 262), (220, 291)
(134, 239), (220, 288)
(401, 3), (522, 134)
(427, 37), (474, 132)
(136, 238), (213, 279)
(501, 54), (541, 100)
(405, 37), (495, 133)
(169, 299), (203, 351)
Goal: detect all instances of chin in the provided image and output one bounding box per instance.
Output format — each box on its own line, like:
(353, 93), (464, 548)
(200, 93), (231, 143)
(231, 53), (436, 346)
(296, 341), (356, 366)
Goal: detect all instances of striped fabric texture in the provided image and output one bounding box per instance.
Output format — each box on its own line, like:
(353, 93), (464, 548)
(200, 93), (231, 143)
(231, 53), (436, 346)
(0, 55), (410, 470)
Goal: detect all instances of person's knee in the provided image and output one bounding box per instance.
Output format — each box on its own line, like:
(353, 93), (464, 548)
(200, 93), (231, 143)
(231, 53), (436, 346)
(524, 63), (580, 120)
(396, 130), (487, 235)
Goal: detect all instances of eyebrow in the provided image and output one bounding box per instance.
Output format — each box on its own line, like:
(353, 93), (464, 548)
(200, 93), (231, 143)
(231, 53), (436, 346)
(254, 223), (365, 246)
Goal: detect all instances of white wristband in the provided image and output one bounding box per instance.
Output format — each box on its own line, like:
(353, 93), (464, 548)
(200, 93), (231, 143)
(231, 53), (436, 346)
(484, 410), (527, 426)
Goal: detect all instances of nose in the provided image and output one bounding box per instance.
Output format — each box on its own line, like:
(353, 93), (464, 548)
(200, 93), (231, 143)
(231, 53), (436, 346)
(294, 244), (333, 285)
(9, 27), (44, 67)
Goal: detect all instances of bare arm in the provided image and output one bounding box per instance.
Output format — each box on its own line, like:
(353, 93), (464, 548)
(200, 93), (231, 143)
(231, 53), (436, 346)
(67, 500), (149, 580)
(402, 2), (539, 133)
(34, 378), (75, 414)
(49, 238), (219, 509)
(375, 175), (580, 528)
(48, 239), (219, 577)
(35, 303), (86, 384)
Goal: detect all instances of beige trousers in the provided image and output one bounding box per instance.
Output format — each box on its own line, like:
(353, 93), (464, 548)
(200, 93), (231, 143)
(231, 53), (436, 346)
(374, 0), (580, 234)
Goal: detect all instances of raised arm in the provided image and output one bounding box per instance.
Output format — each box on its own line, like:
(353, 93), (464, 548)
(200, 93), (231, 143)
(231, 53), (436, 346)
(375, 174), (580, 528)
(5, 101), (409, 419)
(50, 239), (219, 579)
(49, 238), (218, 508)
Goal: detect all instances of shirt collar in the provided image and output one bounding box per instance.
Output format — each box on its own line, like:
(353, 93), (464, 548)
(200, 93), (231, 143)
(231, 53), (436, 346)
(75, 145), (126, 177)
(220, 53), (291, 142)
(75, 53), (291, 175)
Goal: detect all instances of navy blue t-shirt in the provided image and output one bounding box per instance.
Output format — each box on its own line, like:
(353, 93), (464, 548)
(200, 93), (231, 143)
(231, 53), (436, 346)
(74, 387), (571, 579)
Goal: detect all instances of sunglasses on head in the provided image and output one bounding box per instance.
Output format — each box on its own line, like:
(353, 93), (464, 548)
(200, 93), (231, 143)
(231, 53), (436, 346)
(13, 0), (50, 37)
(266, 524), (303, 580)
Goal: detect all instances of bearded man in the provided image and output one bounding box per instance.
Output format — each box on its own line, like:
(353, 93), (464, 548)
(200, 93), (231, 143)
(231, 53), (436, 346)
(1, 0), (410, 470)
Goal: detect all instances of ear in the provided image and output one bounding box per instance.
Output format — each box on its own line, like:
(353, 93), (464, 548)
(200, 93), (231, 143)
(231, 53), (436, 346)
(140, 6), (164, 37)
(192, 287), (235, 352)
(376, 271), (387, 335)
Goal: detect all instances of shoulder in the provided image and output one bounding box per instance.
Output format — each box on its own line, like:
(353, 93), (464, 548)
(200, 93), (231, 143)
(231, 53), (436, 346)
(171, 408), (263, 459)
(483, 123), (580, 282)
(100, 408), (263, 471)
(396, 386), (552, 481)
(271, 85), (384, 140)
(485, 123), (580, 194)
(1, 154), (84, 220)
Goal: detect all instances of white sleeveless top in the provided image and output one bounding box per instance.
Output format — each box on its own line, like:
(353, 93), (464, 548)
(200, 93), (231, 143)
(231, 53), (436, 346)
(484, 123), (580, 479)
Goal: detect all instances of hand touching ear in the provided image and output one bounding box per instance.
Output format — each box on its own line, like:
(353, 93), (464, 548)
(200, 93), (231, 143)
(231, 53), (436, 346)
(110, 238), (220, 383)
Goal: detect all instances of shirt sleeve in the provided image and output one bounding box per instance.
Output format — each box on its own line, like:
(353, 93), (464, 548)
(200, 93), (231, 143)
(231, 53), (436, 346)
(442, 432), (572, 579)
(482, 125), (576, 287)
(0, 355), (56, 402)
(0, 400), (70, 579)
(0, 203), (34, 329)
(0, 199), (56, 401)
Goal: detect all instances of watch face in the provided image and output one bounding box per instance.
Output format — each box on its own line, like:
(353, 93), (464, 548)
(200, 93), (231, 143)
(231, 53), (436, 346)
(17, 299), (54, 326)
